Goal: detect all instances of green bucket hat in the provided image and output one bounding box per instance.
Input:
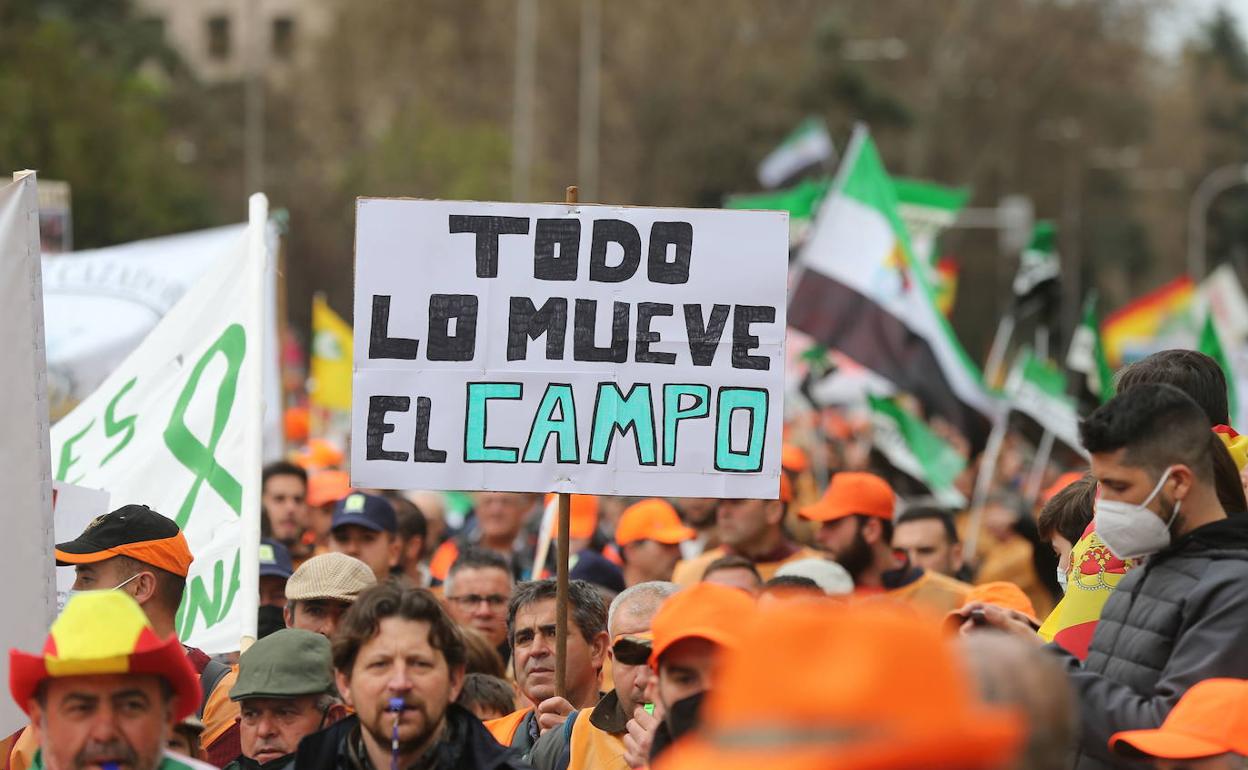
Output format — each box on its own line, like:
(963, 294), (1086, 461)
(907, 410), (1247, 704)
(229, 628), (334, 701)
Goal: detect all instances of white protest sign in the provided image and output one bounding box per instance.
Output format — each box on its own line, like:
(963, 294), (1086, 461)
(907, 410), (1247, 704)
(352, 200), (788, 498)
(52, 481), (111, 612)
(0, 172), (57, 736)
(49, 196), (267, 654)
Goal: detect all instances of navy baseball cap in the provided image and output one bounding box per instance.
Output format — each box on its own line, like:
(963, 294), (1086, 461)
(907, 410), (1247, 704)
(259, 538), (294, 579)
(331, 492), (397, 535)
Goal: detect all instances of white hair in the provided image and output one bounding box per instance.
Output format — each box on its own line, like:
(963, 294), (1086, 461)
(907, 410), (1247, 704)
(607, 581), (679, 632)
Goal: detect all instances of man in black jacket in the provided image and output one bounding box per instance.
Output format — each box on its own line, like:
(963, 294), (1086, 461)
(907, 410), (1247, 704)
(968, 384), (1248, 770)
(295, 582), (532, 770)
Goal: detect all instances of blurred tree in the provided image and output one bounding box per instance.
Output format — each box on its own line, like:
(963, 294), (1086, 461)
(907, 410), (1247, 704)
(1190, 7), (1248, 277)
(0, 0), (219, 247)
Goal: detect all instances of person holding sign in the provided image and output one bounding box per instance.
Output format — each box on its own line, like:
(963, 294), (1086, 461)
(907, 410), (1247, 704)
(9, 591), (215, 770)
(671, 476), (819, 587)
(8, 505), (242, 770)
(529, 581), (678, 770)
(484, 580), (609, 759)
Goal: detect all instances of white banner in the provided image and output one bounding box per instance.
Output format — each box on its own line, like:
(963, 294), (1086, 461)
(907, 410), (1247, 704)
(42, 223), (284, 461)
(49, 197), (268, 654)
(52, 481), (111, 612)
(0, 172), (57, 736)
(352, 199), (789, 498)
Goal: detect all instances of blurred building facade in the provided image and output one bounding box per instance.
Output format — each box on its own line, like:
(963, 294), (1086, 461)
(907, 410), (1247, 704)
(134, 0), (333, 84)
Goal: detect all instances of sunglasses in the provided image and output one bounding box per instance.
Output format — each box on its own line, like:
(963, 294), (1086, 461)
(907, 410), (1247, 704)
(612, 634), (653, 666)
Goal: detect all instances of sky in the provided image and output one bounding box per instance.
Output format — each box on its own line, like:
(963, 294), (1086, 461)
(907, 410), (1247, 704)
(1155, 0), (1248, 56)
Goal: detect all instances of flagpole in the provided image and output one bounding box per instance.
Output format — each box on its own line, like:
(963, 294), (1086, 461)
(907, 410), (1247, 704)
(984, 314), (1015, 388)
(1022, 429), (1056, 509)
(964, 405), (1008, 564)
(554, 185), (577, 701)
(239, 193), (268, 653)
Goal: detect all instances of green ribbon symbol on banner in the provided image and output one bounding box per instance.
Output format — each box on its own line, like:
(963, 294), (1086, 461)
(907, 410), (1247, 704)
(163, 323), (246, 527)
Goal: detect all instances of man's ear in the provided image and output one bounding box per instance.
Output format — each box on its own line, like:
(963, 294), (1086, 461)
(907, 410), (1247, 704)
(861, 517), (884, 546)
(448, 664), (466, 703)
(765, 500), (784, 527)
(284, 603), (295, 628)
(403, 536), (423, 567)
(130, 571), (158, 605)
(590, 631), (610, 671)
(1170, 464), (1195, 503)
(387, 535), (402, 569)
(334, 669), (355, 710)
(950, 542), (965, 571)
(26, 701), (43, 745)
(325, 702), (349, 725)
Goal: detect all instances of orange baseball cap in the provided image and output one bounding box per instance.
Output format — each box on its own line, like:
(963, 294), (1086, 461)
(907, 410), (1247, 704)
(616, 499), (696, 547)
(1041, 471), (1086, 505)
(1111, 678), (1248, 759)
(945, 582), (1038, 634)
(799, 472), (894, 523)
(649, 582), (756, 669)
(781, 443), (810, 474)
(544, 494), (600, 540)
(307, 470), (352, 508)
(654, 602), (1022, 770)
(295, 438), (344, 471)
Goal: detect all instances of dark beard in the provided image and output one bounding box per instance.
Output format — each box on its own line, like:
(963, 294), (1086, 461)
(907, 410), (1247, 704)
(835, 525), (873, 582)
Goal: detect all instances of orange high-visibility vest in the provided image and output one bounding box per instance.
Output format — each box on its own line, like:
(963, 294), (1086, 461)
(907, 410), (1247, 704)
(568, 707), (629, 770)
(484, 707), (533, 747)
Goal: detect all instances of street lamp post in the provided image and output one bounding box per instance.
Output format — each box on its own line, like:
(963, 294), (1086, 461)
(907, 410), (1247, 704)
(1188, 163), (1248, 280)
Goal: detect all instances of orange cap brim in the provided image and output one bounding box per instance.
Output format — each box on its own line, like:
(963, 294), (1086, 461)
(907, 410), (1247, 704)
(1110, 730), (1230, 760)
(650, 627), (738, 669)
(798, 501), (856, 523)
(55, 533), (193, 577)
(649, 525), (697, 545)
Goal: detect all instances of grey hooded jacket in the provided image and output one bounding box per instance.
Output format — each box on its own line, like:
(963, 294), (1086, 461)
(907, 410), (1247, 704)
(1050, 515), (1248, 770)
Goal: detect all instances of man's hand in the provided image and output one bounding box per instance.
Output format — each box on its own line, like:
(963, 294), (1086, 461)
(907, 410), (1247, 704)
(623, 703), (663, 768)
(953, 602), (1042, 642)
(536, 696), (576, 734)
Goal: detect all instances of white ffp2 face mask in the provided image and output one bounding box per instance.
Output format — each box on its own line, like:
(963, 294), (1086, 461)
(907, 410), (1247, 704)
(1056, 567), (1069, 594)
(1094, 468), (1181, 560)
(63, 572), (142, 610)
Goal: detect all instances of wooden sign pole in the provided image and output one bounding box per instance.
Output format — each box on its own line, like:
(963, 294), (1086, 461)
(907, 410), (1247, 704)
(554, 185), (579, 699)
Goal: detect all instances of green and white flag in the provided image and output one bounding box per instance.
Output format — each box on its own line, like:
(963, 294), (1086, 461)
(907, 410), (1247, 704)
(1066, 294), (1114, 413)
(49, 196), (270, 654)
(1199, 312), (1239, 424)
(726, 178), (830, 246)
(1007, 349), (1084, 454)
(868, 394), (967, 507)
(1013, 222), (1060, 298)
(893, 177), (970, 265)
(789, 124), (995, 447)
(758, 116), (834, 189)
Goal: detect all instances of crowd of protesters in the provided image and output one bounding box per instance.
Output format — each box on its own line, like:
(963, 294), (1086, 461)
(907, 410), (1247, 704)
(10, 348), (1248, 770)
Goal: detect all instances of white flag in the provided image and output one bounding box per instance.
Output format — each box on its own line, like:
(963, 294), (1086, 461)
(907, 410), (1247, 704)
(49, 196), (269, 653)
(0, 172), (58, 736)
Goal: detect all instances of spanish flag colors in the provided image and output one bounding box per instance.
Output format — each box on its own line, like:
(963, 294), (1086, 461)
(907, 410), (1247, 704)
(10, 591), (201, 721)
(1038, 523), (1135, 660)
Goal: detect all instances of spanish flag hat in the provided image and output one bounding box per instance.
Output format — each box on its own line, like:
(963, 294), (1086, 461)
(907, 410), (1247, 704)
(10, 591), (201, 721)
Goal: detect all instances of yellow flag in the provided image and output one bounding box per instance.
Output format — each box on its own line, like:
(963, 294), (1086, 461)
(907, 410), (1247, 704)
(310, 294), (353, 411)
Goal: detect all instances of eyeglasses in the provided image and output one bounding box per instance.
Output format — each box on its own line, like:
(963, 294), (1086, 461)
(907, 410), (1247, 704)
(447, 593), (508, 609)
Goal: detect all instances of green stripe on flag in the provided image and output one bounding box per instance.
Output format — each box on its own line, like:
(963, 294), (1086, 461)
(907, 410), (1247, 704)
(725, 177), (830, 221)
(892, 177), (970, 212)
(1199, 313), (1238, 423)
(868, 394), (967, 506)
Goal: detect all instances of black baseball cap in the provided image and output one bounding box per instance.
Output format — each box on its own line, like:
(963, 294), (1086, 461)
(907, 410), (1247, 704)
(55, 504), (193, 577)
(331, 492), (397, 535)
